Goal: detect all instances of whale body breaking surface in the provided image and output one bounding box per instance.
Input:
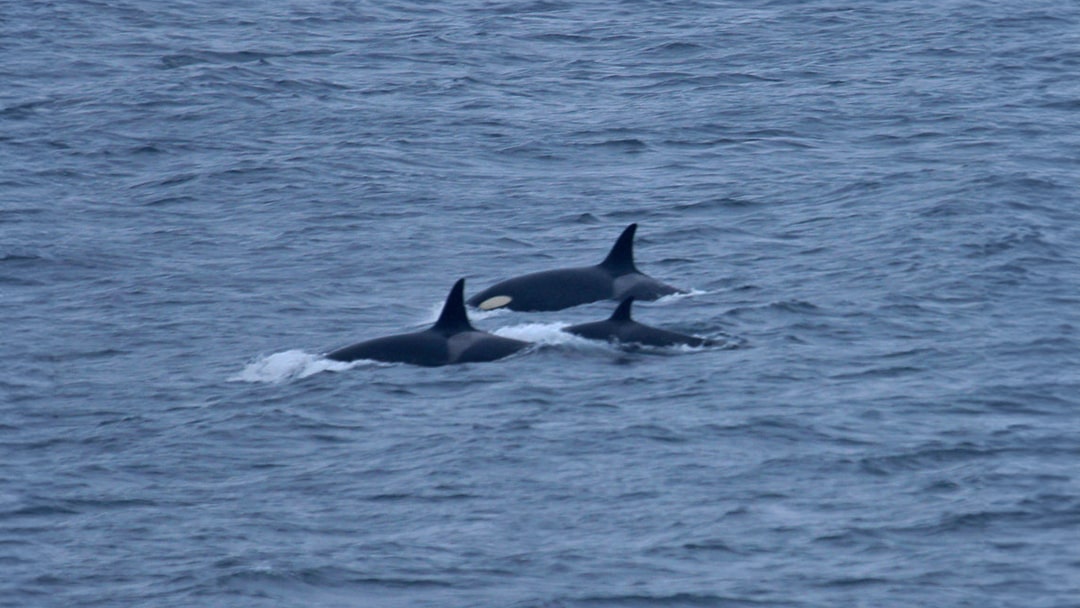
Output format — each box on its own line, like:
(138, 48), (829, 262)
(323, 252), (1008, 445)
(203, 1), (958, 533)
(326, 279), (530, 366)
(466, 223), (685, 312)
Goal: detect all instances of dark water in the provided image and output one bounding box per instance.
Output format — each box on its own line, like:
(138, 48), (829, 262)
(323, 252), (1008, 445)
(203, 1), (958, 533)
(3, 1), (1080, 606)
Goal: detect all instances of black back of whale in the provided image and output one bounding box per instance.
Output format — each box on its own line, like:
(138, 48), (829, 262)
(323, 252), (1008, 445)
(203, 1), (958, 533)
(326, 279), (530, 366)
(563, 297), (717, 348)
(466, 223), (684, 312)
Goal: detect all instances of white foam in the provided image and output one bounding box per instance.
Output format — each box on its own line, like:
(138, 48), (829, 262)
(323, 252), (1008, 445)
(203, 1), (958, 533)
(492, 321), (579, 345)
(654, 288), (709, 304)
(465, 305), (514, 323)
(229, 349), (357, 384)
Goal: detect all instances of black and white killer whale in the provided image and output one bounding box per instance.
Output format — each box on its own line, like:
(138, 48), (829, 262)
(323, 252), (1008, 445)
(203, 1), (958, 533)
(563, 296), (718, 348)
(326, 279), (529, 366)
(466, 223), (685, 312)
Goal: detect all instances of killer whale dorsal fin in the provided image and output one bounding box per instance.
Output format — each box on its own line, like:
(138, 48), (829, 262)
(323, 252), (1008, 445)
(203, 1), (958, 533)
(432, 278), (475, 333)
(599, 223), (638, 274)
(610, 296), (634, 322)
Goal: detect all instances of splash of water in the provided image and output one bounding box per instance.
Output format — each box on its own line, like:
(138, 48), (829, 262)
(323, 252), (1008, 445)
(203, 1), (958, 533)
(229, 350), (357, 384)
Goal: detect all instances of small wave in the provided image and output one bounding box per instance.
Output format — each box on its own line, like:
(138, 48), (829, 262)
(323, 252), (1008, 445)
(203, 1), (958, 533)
(0, 503), (79, 520)
(0, 275), (44, 287)
(670, 198), (763, 213)
(579, 138), (649, 152)
(644, 41), (710, 56)
(725, 299), (820, 318)
(571, 592), (745, 606)
(830, 365), (923, 380)
(0, 253), (48, 264)
(230, 350), (355, 384)
(159, 49), (283, 69)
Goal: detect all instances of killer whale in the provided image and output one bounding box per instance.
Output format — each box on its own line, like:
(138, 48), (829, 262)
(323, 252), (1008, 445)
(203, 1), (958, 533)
(563, 296), (718, 348)
(466, 223), (685, 312)
(326, 279), (530, 366)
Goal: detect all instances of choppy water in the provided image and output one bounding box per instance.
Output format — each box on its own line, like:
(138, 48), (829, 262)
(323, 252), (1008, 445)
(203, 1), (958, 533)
(3, 1), (1080, 606)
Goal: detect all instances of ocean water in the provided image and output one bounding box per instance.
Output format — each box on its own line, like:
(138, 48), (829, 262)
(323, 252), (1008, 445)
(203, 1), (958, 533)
(3, 1), (1080, 606)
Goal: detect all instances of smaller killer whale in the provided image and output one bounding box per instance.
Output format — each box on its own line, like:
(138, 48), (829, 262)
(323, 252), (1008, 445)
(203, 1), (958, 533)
(466, 223), (685, 312)
(326, 278), (530, 366)
(563, 296), (718, 348)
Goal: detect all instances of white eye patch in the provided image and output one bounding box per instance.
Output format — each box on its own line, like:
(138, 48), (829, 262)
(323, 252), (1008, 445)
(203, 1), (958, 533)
(478, 295), (512, 310)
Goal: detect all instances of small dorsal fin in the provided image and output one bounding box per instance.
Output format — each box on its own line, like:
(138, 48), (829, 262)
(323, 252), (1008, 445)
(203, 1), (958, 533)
(432, 278), (475, 333)
(599, 223), (638, 273)
(610, 296), (634, 322)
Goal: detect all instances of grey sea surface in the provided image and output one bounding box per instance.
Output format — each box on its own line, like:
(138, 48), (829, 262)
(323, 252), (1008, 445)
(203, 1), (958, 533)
(3, 1), (1080, 606)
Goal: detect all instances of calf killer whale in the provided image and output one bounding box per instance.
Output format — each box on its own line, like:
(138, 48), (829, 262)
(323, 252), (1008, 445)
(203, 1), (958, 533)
(466, 223), (685, 312)
(326, 279), (530, 366)
(563, 296), (718, 348)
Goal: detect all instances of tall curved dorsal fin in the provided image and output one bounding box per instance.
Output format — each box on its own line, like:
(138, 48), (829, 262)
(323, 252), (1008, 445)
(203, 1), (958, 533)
(432, 278), (475, 333)
(610, 296), (635, 322)
(599, 223), (638, 274)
